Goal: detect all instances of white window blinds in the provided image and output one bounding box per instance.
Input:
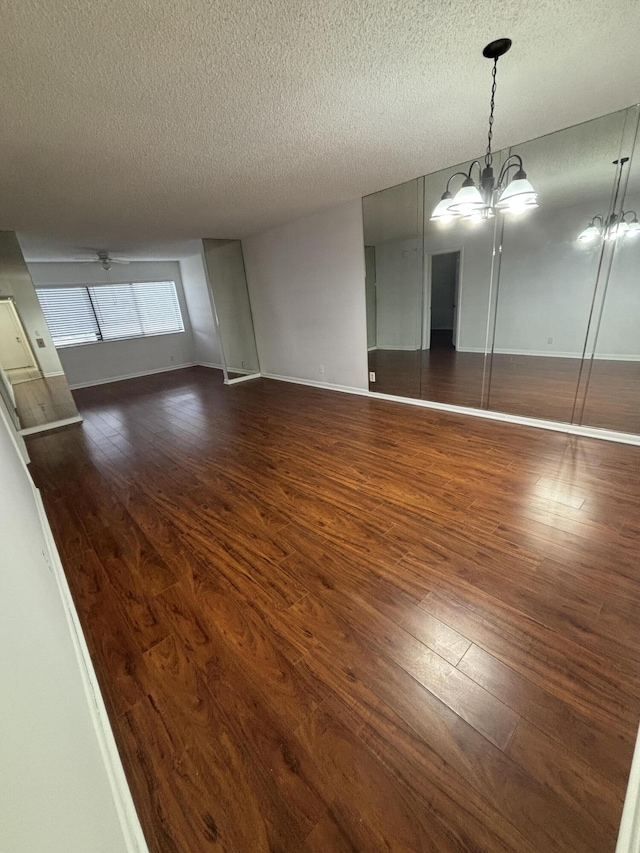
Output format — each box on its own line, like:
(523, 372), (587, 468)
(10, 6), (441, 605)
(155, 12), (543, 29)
(35, 286), (101, 346)
(36, 281), (184, 347)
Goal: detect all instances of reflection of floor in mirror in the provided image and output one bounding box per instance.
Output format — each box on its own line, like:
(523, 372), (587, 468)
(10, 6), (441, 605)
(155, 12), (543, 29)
(13, 375), (79, 429)
(5, 365), (43, 384)
(581, 361), (640, 434)
(368, 349), (640, 433)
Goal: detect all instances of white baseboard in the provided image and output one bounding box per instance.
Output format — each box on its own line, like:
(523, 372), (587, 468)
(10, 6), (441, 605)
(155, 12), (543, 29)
(226, 366), (255, 376)
(375, 345), (420, 351)
(68, 362), (198, 390)
(68, 362), (225, 391)
(20, 415), (83, 436)
(617, 724), (640, 853)
(595, 353), (640, 362)
(43, 370), (67, 378)
(260, 372), (370, 397)
(453, 347), (640, 361)
(261, 372), (640, 447)
(33, 488), (149, 853)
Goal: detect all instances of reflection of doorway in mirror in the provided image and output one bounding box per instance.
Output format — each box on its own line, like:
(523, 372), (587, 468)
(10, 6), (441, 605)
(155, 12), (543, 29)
(364, 246), (377, 351)
(0, 297), (42, 384)
(424, 250), (461, 351)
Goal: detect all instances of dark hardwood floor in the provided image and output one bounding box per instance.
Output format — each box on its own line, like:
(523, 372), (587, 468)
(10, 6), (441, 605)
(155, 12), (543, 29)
(368, 347), (640, 433)
(26, 365), (640, 852)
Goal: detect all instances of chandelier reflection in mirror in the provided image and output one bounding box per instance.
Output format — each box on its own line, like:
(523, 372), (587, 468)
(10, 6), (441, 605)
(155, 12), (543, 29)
(578, 157), (640, 243)
(431, 39), (538, 225)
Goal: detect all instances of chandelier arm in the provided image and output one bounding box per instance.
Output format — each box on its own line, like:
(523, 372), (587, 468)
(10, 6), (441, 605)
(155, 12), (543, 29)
(622, 210), (638, 221)
(445, 171), (471, 193)
(466, 160), (483, 182)
(496, 154), (524, 189)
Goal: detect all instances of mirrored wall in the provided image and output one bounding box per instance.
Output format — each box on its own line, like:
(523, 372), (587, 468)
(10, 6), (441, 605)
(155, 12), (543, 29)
(201, 238), (260, 383)
(363, 104), (640, 437)
(0, 231), (79, 432)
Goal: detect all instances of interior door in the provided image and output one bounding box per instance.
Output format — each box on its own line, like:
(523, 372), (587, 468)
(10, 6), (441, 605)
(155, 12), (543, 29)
(0, 301), (35, 370)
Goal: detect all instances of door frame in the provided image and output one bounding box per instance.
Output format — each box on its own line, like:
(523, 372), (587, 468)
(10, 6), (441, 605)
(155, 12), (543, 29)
(422, 247), (463, 350)
(0, 296), (40, 373)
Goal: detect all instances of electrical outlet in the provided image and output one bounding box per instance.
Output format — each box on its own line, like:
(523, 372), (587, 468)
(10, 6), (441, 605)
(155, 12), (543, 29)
(369, 371), (376, 382)
(169, 355), (175, 362)
(242, 360), (246, 369)
(547, 337), (553, 345)
(319, 364), (325, 375)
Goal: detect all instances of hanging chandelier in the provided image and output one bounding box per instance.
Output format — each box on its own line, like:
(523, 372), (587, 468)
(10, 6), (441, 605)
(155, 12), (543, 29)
(431, 39), (538, 224)
(578, 158), (640, 242)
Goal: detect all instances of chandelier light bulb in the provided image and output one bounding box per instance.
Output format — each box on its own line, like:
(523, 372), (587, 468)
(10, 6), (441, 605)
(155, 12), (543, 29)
(627, 217), (640, 236)
(430, 191), (457, 222)
(495, 170), (538, 212)
(578, 222), (601, 242)
(449, 178), (487, 215)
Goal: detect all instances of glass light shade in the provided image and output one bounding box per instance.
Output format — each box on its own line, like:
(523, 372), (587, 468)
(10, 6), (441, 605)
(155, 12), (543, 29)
(495, 177), (538, 211)
(578, 223), (601, 242)
(449, 182), (486, 215)
(617, 220), (630, 237)
(627, 218), (640, 236)
(430, 194), (457, 222)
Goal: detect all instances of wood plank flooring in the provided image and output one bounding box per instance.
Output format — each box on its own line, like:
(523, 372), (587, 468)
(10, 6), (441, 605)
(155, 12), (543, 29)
(368, 347), (640, 433)
(26, 365), (640, 852)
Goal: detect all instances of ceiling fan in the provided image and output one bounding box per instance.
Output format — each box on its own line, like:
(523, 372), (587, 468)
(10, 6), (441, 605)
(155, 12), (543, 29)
(73, 250), (131, 271)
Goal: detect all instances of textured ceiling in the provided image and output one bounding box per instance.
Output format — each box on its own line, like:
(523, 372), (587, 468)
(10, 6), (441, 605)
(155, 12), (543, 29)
(1, 0), (639, 260)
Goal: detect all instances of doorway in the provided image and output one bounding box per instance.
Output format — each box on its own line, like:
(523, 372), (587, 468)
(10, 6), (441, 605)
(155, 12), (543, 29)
(0, 298), (41, 383)
(424, 251), (460, 350)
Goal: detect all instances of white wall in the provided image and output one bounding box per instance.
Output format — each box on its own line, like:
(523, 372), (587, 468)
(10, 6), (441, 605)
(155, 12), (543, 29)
(179, 252), (223, 367)
(242, 200), (369, 391)
(0, 403), (133, 852)
(493, 199), (609, 357)
(28, 261), (198, 387)
(374, 237), (422, 350)
(0, 232), (65, 376)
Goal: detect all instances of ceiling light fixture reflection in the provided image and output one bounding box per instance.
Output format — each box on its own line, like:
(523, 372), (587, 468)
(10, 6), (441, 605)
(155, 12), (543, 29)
(577, 158), (639, 243)
(431, 39), (538, 225)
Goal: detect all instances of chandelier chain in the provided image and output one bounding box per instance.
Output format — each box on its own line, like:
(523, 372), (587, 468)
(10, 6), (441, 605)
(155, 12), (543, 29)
(485, 58), (498, 168)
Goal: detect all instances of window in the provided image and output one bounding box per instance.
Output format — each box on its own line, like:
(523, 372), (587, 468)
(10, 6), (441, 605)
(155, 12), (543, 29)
(36, 281), (184, 347)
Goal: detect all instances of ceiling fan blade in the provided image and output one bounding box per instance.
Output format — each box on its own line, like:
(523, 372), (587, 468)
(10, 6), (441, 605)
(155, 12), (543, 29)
(109, 258), (131, 264)
(73, 257), (98, 262)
